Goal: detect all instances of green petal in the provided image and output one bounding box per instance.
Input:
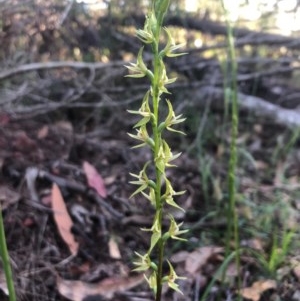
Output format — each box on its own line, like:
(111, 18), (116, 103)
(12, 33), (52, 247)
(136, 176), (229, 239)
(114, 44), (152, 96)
(149, 231), (161, 252)
(134, 116), (150, 128)
(166, 197), (185, 211)
(130, 183), (148, 198)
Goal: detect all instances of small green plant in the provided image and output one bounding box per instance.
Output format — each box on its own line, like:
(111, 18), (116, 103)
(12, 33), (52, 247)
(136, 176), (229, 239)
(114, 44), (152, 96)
(267, 228), (295, 275)
(125, 0), (187, 300)
(0, 208), (16, 301)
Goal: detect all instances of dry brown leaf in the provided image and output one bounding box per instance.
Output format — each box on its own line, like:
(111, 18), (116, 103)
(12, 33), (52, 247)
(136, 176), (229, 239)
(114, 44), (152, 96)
(83, 161), (107, 198)
(254, 160), (268, 170)
(51, 183), (79, 256)
(108, 236), (121, 259)
(241, 238), (264, 251)
(185, 246), (223, 275)
(225, 262), (239, 278)
(170, 251), (190, 263)
(240, 279), (276, 301)
(37, 125), (49, 139)
(57, 274), (144, 301)
(293, 263), (300, 281)
(104, 175), (117, 186)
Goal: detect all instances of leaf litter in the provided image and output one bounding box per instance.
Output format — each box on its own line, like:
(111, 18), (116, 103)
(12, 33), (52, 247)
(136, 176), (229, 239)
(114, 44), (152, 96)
(1, 103), (300, 301)
(51, 183), (79, 256)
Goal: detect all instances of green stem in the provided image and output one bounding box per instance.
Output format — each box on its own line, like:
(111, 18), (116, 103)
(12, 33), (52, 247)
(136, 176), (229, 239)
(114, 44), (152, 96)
(152, 42), (164, 301)
(156, 224), (165, 301)
(151, 15), (165, 300)
(0, 207), (16, 301)
(221, 1), (241, 299)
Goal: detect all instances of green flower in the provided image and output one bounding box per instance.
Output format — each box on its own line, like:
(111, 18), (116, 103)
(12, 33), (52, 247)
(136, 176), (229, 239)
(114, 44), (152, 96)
(157, 61), (177, 94)
(167, 215), (188, 241)
(127, 91), (155, 128)
(165, 99), (186, 134)
(162, 177), (185, 211)
(145, 272), (158, 294)
(142, 187), (156, 207)
(163, 261), (186, 294)
(160, 27), (187, 58)
(128, 125), (154, 149)
(141, 212), (161, 252)
(125, 47), (153, 79)
(136, 12), (156, 44)
(129, 162), (154, 197)
(155, 140), (181, 173)
(133, 252), (152, 272)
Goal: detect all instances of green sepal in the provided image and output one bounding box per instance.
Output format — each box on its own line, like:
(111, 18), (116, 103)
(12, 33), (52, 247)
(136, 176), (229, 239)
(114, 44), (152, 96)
(165, 99), (186, 134)
(142, 188), (156, 207)
(167, 214), (188, 241)
(132, 252), (151, 271)
(129, 182), (148, 198)
(125, 47), (149, 78)
(127, 125), (151, 148)
(159, 27), (187, 58)
(162, 177), (185, 211)
(144, 272), (157, 294)
(165, 260), (186, 294)
(129, 162), (151, 197)
(133, 117), (150, 128)
(141, 212), (161, 252)
(149, 231), (161, 253)
(128, 91), (154, 128)
(165, 196), (183, 211)
(157, 64), (177, 94)
(155, 158), (165, 174)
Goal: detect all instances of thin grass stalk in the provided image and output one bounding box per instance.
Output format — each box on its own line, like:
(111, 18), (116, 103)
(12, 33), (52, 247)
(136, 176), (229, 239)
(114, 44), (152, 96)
(220, 0), (241, 298)
(0, 208), (16, 301)
(201, 251), (238, 301)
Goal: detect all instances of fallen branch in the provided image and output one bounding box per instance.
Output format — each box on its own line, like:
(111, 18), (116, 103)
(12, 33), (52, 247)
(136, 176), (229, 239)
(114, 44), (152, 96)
(0, 60), (125, 81)
(193, 87), (300, 129)
(102, 14), (300, 50)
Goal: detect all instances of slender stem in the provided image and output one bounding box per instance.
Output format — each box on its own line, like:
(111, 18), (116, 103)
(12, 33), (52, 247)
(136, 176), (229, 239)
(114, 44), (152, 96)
(150, 17), (166, 300)
(221, 1), (241, 298)
(151, 39), (164, 301)
(156, 235), (166, 301)
(0, 207), (16, 301)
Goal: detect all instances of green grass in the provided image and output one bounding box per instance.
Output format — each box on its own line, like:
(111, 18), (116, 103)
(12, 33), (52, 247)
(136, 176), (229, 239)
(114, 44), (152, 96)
(0, 209), (16, 301)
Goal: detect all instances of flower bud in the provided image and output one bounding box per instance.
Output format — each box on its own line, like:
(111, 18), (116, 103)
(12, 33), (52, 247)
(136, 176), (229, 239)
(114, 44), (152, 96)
(155, 0), (170, 25)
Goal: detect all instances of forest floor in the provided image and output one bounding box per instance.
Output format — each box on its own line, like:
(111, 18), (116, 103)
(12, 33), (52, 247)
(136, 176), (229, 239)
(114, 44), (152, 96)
(1, 99), (300, 301)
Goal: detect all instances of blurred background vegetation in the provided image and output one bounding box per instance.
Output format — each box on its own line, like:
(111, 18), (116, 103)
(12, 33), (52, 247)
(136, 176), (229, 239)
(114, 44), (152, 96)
(1, 0), (300, 122)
